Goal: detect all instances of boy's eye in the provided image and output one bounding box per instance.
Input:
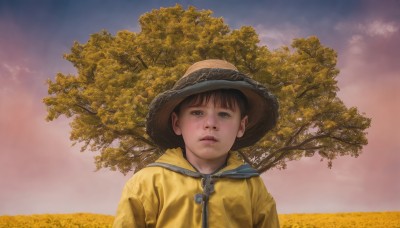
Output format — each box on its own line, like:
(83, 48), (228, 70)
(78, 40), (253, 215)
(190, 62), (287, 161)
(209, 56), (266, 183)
(190, 110), (203, 116)
(218, 112), (231, 118)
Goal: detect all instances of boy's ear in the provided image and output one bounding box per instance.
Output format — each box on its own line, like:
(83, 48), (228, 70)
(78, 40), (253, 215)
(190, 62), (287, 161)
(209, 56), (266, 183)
(237, 115), (248, 138)
(171, 112), (182, 135)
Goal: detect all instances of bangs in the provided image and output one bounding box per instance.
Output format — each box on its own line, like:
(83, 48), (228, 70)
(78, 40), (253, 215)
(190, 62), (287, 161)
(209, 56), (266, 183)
(176, 89), (248, 117)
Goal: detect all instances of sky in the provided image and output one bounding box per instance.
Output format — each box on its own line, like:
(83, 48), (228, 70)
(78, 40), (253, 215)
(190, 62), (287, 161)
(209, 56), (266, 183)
(0, 0), (399, 216)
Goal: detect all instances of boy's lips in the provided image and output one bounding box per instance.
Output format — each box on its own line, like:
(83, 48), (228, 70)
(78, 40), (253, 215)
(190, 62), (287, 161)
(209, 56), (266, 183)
(200, 136), (218, 142)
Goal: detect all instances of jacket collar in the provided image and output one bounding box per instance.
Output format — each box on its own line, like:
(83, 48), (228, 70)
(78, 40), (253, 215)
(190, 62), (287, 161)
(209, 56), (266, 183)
(152, 148), (258, 178)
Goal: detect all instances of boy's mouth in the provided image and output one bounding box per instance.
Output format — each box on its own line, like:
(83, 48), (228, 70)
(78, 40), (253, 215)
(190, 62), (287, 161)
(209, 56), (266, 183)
(200, 136), (218, 142)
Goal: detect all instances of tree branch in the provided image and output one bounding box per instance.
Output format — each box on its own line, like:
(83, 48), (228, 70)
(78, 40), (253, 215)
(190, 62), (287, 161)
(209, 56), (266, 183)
(284, 123), (309, 146)
(257, 148), (291, 173)
(237, 150), (253, 165)
(256, 133), (330, 172)
(296, 84), (319, 98)
(119, 129), (156, 148)
(256, 131), (364, 173)
(136, 55), (148, 69)
(75, 103), (97, 115)
(330, 136), (363, 146)
(278, 133), (330, 154)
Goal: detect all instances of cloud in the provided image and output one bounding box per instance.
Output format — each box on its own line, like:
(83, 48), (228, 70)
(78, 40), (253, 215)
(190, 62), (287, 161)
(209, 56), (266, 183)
(255, 24), (301, 49)
(0, 77), (130, 215)
(263, 9), (400, 214)
(1, 62), (34, 86)
(0, 18), (47, 94)
(329, 13), (400, 213)
(264, 137), (400, 214)
(0, 111), (130, 215)
(0, 13), (131, 216)
(360, 20), (398, 37)
(346, 35), (365, 55)
(335, 19), (399, 38)
(337, 19), (400, 84)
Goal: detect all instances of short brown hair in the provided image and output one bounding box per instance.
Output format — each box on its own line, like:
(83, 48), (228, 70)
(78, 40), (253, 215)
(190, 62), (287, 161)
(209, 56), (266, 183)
(174, 89), (248, 118)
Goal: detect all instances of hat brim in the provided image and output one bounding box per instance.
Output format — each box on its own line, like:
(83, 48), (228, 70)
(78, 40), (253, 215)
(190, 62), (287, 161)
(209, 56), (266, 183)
(146, 68), (279, 150)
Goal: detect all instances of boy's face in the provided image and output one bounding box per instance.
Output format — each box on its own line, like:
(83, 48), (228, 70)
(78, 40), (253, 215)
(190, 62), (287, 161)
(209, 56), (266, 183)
(171, 96), (247, 162)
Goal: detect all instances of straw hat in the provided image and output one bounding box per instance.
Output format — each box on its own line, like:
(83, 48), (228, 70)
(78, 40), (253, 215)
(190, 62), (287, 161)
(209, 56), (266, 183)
(146, 59), (279, 151)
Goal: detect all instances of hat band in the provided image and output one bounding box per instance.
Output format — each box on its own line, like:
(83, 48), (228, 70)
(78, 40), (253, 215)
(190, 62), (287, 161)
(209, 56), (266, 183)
(178, 80), (255, 97)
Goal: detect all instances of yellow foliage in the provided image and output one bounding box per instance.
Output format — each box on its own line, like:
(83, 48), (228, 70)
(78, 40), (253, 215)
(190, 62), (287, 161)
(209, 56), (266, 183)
(323, 120), (337, 129)
(43, 5), (372, 174)
(0, 212), (399, 227)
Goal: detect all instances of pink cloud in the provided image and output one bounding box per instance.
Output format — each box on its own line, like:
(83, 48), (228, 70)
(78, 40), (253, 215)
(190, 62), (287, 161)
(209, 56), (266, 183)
(0, 17), (130, 215)
(264, 11), (400, 214)
(362, 20), (398, 37)
(0, 102), (131, 215)
(0, 73), (130, 215)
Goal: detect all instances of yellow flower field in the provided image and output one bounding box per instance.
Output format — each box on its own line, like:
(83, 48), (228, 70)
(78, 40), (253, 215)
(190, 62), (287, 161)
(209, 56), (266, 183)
(279, 212), (400, 228)
(0, 213), (113, 228)
(0, 211), (399, 227)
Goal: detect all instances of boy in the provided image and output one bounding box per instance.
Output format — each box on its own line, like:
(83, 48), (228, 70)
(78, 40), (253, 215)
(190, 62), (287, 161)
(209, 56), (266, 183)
(113, 59), (279, 228)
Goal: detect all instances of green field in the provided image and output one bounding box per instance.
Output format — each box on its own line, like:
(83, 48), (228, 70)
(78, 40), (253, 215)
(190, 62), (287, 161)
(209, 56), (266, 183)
(0, 212), (399, 227)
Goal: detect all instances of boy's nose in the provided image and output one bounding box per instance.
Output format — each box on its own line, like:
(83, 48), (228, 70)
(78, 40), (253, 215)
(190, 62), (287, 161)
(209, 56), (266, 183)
(204, 115), (218, 130)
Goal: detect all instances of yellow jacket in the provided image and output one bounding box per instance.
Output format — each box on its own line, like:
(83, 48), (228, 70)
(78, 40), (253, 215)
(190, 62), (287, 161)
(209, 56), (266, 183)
(113, 148), (279, 228)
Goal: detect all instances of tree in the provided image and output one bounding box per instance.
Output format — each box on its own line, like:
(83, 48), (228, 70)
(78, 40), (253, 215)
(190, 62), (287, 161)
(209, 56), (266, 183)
(43, 5), (371, 174)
